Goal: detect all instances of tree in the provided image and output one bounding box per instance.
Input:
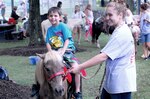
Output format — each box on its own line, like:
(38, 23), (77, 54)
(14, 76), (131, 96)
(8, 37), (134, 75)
(127, 0), (134, 11)
(28, 0), (44, 46)
(101, 0), (105, 7)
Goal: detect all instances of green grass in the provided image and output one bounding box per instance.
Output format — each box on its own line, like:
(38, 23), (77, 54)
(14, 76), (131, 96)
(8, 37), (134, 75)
(0, 33), (150, 99)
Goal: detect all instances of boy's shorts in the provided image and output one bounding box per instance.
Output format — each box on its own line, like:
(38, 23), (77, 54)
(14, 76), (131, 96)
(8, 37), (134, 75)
(63, 51), (79, 68)
(139, 33), (150, 43)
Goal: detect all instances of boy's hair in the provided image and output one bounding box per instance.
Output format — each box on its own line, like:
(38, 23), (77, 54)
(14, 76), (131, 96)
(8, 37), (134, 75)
(48, 7), (62, 16)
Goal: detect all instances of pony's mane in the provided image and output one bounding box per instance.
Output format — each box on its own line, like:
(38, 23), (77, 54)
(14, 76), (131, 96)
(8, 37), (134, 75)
(44, 50), (63, 67)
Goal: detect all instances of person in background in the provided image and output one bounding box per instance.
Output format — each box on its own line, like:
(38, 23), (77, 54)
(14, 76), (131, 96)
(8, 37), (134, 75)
(125, 4), (140, 54)
(41, 13), (51, 41)
(84, 4), (94, 42)
(72, 5), (85, 45)
(71, 2), (137, 99)
(0, 0), (6, 21)
(57, 1), (68, 24)
(11, 6), (20, 21)
(139, 3), (150, 60)
(17, 1), (26, 18)
(26, 0), (29, 17)
(46, 7), (82, 99)
(17, 18), (27, 37)
(125, 4), (134, 26)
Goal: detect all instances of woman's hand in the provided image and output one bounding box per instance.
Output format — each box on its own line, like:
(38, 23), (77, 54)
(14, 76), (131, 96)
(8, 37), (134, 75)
(69, 65), (81, 74)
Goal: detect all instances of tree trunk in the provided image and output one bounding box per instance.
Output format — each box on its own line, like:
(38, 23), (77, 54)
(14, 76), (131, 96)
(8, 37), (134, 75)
(28, 0), (44, 46)
(126, 0), (134, 13)
(101, 0), (105, 7)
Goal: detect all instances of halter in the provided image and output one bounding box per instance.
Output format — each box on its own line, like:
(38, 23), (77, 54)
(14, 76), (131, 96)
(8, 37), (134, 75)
(46, 67), (72, 83)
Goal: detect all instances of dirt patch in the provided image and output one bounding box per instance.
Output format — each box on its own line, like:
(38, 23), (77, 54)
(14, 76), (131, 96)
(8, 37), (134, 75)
(0, 45), (86, 56)
(0, 46), (47, 56)
(0, 80), (32, 99)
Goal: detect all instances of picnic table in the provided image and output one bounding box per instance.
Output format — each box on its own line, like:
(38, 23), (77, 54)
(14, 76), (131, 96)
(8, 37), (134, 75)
(0, 23), (16, 40)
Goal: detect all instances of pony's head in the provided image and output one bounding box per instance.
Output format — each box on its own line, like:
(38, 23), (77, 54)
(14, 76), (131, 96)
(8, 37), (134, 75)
(37, 50), (67, 97)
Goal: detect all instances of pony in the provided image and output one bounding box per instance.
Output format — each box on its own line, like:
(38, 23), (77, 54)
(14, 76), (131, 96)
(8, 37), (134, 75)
(92, 16), (115, 48)
(35, 50), (70, 99)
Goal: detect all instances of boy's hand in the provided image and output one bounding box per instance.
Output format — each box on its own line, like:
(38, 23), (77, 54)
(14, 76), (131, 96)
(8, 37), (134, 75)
(58, 48), (65, 56)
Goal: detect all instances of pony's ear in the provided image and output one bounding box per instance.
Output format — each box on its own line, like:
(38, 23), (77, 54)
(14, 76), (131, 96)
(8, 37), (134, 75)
(36, 53), (45, 59)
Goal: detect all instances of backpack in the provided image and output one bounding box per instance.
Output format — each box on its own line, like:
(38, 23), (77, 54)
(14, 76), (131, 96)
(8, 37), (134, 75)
(0, 66), (9, 80)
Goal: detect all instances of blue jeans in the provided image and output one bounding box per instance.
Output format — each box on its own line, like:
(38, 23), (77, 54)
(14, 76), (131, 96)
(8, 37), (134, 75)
(101, 88), (131, 99)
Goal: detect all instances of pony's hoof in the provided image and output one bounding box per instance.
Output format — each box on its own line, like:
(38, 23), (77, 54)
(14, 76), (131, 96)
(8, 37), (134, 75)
(96, 43), (100, 48)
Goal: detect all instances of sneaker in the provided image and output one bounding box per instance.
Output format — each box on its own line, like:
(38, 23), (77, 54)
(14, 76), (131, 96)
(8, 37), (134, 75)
(74, 92), (82, 99)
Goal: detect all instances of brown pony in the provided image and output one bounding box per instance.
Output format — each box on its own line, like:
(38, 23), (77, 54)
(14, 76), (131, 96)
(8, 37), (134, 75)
(35, 50), (68, 99)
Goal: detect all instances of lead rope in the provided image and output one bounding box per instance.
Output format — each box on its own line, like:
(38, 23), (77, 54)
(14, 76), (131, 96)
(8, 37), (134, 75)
(79, 63), (106, 99)
(95, 67), (106, 99)
(80, 63), (103, 80)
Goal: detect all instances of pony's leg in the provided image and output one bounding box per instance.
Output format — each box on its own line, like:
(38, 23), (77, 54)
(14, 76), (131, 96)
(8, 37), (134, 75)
(72, 27), (77, 41)
(95, 32), (101, 48)
(96, 39), (100, 48)
(92, 21), (96, 43)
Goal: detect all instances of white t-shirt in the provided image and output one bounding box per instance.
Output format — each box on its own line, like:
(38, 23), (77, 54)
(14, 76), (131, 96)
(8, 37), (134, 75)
(72, 11), (85, 19)
(17, 4), (26, 18)
(101, 23), (137, 94)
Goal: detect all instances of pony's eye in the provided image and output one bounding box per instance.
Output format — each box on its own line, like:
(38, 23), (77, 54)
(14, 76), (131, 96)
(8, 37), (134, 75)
(45, 67), (50, 71)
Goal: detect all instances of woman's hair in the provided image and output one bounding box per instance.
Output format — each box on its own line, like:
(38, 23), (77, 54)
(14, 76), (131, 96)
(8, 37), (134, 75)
(106, 2), (126, 18)
(57, 1), (62, 8)
(140, 3), (149, 11)
(48, 7), (62, 16)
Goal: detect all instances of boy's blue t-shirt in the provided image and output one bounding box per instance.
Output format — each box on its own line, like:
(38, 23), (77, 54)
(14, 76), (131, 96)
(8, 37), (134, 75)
(46, 22), (75, 51)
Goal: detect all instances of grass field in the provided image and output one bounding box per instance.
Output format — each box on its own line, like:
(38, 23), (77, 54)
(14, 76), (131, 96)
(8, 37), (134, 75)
(0, 33), (150, 99)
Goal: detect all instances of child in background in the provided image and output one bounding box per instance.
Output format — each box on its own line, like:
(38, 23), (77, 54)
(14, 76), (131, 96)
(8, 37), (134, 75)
(16, 18), (26, 37)
(46, 7), (82, 99)
(84, 4), (94, 42)
(72, 5), (85, 45)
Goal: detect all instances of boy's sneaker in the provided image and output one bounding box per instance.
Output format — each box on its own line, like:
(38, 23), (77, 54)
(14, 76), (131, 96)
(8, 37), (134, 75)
(74, 92), (82, 99)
